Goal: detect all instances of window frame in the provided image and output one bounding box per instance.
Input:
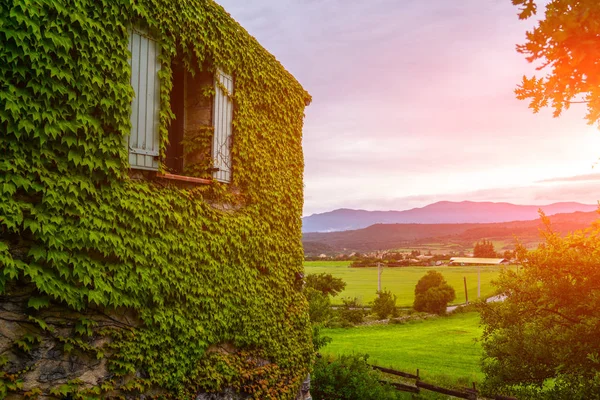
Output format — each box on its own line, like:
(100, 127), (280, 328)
(127, 30), (234, 184)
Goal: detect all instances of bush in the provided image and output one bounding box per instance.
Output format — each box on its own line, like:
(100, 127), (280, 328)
(349, 259), (379, 268)
(337, 297), (365, 327)
(371, 289), (398, 320)
(306, 287), (332, 324)
(327, 297), (366, 328)
(413, 271), (456, 315)
(311, 354), (402, 400)
(311, 324), (332, 352)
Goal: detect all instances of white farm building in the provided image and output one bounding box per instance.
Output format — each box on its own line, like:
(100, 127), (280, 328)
(449, 257), (509, 265)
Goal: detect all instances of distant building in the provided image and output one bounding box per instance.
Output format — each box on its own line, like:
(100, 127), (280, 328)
(449, 257), (508, 265)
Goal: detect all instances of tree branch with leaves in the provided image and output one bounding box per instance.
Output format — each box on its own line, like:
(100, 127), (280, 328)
(512, 0), (600, 125)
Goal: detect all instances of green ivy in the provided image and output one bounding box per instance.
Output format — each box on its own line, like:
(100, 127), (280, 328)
(0, 0), (312, 398)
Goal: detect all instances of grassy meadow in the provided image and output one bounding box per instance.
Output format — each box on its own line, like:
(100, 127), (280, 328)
(321, 312), (484, 384)
(304, 261), (514, 306)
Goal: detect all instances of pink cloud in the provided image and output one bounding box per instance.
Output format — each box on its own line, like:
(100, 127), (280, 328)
(217, 0), (600, 216)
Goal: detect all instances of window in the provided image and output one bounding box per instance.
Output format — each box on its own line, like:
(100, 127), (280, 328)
(127, 28), (161, 171)
(127, 30), (233, 183)
(212, 70), (234, 183)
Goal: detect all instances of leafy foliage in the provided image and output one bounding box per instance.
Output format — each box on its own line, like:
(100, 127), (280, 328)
(337, 297), (366, 327)
(305, 273), (346, 297)
(371, 290), (398, 320)
(311, 325), (332, 352)
(0, 0), (311, 398)
(511, 0), (600, 125)
(413, 271), (456, 315)
(473, 239), (497, 258)
(311, 354), (403, 400)
(306, 288), (332, 324)
(305, 272), (348, 326)
(480, 215), (600, 398)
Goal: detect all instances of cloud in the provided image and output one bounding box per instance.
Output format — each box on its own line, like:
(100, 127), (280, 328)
(216, 0), (600, 217)
(537, 173), (600, 183)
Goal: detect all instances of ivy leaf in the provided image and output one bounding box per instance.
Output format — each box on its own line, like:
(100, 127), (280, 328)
(28, 315), (54, 332)
(28, 296), (50, 310)
(28, 245), (47, 261)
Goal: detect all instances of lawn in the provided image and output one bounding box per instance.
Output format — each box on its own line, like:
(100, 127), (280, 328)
(304, 261), (513, 306)
(321, 312), (484, 384)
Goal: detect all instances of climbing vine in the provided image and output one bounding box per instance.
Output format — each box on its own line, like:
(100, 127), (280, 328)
(0, 0), (311, 398)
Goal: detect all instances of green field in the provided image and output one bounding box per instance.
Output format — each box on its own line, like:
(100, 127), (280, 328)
(321, 312), (484, 384)
(304, 261), (513, 306)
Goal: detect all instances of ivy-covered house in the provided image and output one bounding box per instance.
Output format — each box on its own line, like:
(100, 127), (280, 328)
(0, 1), (312, 398)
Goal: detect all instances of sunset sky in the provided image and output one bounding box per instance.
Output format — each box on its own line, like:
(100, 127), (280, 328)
(216, 0), (600, 216)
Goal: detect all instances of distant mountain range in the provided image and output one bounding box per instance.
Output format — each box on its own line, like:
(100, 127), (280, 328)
(302, 210), (599, 255)
(302, 201), (598, 232)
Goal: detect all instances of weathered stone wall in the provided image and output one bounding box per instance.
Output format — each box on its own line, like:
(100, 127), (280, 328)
(1, 284), (137, 398)
(1, 284), (311, 399)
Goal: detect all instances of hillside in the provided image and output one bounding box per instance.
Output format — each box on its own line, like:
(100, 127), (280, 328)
(302, 201), (598, 232)
(302, 210), (599, 255)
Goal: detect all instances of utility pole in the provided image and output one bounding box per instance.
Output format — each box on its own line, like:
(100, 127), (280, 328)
(378, 261), (383, 292)
(477, 266), (481, 298)
(376, 251), (386, 293)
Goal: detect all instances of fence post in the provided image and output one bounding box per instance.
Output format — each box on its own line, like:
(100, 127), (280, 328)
(464, 276), (469, 305)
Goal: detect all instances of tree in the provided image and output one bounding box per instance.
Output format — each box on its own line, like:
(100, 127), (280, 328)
(503, 250), (515, 260)
(413, 271), (456, 315)
(479, 216), (600, 398)
(371, 290), (398, 320)
(512, 0), (600, 125)
(474, 239), (497, 258)
(306, 273), (346, 297)
(306, 273), (347, 325)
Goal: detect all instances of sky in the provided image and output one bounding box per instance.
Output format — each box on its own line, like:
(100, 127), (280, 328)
(216, 0), (600, 216)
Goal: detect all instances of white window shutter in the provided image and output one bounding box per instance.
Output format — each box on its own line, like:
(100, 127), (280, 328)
(127, 29), (160, 171)
(212, 70), (233, 183)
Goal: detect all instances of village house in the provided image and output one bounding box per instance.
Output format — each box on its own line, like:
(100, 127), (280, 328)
(449, 257), (509, 266)
(0, 1), (312, 398)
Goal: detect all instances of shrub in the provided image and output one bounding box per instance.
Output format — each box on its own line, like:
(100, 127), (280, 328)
(311, 354), (402, 400)
(337, 297), (365, 327)
(306, 287), (332, 324)
(349, 258), (379, 268)
(372, 289), (398, 320)
(311, 324), (332, 352)
(413, 271), (456, 315)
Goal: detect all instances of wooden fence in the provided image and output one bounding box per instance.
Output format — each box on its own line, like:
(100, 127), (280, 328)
(370, 364), (518, 400)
